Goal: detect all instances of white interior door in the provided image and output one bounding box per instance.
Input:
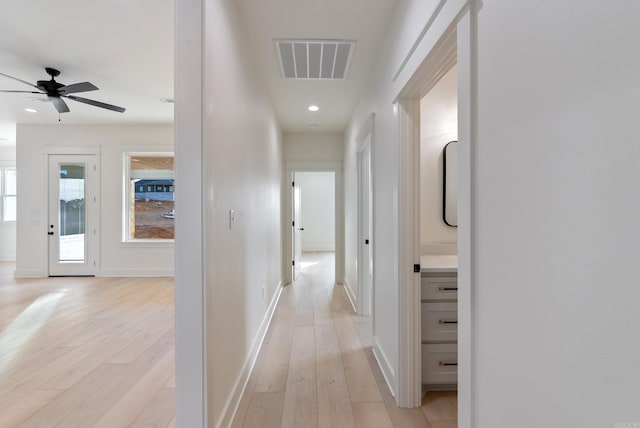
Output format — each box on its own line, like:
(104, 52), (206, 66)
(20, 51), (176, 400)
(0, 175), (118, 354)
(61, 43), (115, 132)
(48, 155), (99, 276)
(293, 177), (303, 279)
(358, 144), (373, 315)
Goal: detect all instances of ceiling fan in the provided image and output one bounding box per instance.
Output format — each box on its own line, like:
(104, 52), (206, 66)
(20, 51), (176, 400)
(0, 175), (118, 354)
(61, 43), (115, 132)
(0, 67), (125, 114)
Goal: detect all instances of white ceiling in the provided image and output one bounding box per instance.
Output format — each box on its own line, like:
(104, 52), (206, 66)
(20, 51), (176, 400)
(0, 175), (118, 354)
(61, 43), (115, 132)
(237, 0), (397, 133)
(0, 0), (174, 146)
(0, 0), (397, 146)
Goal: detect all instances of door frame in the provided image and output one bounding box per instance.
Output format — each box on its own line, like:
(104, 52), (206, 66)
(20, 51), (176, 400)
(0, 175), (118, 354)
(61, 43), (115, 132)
(393, 2), (475, 426)
(292, 177), (303, 279)
(44, 147), (101, 277)
(283, 161), (343, 286)
(356, 113), (375, 316)
(48, 154), (100, 276)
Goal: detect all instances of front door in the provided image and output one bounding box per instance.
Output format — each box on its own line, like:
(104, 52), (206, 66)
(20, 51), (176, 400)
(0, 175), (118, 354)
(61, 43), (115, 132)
(48, 155), (99, 276)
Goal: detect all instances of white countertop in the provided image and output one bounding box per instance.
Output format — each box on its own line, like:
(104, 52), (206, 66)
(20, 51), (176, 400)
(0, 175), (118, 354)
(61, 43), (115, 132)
(420, 255), (458, 273)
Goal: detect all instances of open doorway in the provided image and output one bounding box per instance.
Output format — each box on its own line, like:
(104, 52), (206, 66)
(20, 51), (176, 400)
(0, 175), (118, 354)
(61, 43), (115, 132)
(395, 15), (473, 426)
(292, 171), (336, 278)
(284, 162), (343, 287)
(418, 64), (459, 420)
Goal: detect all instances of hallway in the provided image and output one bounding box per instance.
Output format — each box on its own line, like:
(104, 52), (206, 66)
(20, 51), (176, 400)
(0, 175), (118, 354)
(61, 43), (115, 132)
(232, 252), (457, 428)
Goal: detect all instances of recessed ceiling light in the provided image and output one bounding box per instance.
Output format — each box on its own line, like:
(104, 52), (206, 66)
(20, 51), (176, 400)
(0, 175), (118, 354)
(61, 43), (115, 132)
(308, 105), (319, 112)
(24, 108), (38, 113)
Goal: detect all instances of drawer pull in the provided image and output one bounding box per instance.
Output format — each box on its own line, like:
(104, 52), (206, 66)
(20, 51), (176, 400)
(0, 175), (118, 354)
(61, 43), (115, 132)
(438, 361), (458, 367)
(438, 287), (458, 292)
(438, 320), (458, 325)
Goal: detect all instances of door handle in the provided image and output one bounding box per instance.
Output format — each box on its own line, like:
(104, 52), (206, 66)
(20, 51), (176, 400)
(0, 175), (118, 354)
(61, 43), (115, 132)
(48, 231), (54, 235)
(299, 227), (304, 231)
(48, 224), (54, 235)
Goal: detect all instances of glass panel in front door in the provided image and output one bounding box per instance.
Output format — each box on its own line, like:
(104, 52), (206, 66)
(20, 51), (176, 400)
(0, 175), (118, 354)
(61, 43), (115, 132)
(58, 164), (86, 262)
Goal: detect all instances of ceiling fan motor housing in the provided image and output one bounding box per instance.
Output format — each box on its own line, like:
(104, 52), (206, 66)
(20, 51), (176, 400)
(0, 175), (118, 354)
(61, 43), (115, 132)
(36, 79), (64, 97)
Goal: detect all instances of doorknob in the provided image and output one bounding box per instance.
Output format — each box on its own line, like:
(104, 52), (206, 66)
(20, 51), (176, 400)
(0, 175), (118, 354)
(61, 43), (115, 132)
(48, 224), (54, 235)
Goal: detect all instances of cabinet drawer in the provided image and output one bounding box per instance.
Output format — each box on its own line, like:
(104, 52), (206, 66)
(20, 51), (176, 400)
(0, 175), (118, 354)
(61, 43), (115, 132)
(421, 302), (457, 342)
(422, 343), (458, 384)
(421, 275), (458, 300)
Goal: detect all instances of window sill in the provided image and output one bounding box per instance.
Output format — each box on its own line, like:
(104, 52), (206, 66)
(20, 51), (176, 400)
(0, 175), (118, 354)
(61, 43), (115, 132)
(119, 239), (174, 248)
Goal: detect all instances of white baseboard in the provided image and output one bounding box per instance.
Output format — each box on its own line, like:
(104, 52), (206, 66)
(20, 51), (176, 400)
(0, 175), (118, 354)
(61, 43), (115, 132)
(342, 279), (358, 313)
(372, 336), (397, 398)
(421, 242), (457, 255)
(218, 280), (284, 428)
(14, 269), (48, 278)
(96, 268), (174, 277)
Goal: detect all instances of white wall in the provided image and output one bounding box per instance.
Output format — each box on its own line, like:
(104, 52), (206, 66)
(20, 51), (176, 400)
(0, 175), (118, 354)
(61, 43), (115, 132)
(297, 172), (335, 251)
(284, 132), (343, 161)
(346, 0), (640, 426)
(473, 1), (640, 426)
(15, 124), (174, 277)
(201, 1), (283, 426)
(420, 65), (457, 249)
(0, 145), (16, 261)
(344, 0), (446, 395)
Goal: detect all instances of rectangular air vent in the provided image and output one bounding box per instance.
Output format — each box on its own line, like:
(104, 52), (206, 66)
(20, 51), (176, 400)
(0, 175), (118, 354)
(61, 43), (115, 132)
(275, 39), (356, 80)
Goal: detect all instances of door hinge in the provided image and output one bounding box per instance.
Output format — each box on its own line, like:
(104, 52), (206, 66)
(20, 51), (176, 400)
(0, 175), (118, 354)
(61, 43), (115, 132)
(292, 181), (295, 187)
(292, 221), (295, 227)
(292, 260), (295, 266)
(365, 239), (369, 245)
(413, 264), (421, 273)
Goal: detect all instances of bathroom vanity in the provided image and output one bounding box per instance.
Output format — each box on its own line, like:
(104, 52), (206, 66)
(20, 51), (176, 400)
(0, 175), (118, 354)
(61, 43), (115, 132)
(420, 254), (458, 390)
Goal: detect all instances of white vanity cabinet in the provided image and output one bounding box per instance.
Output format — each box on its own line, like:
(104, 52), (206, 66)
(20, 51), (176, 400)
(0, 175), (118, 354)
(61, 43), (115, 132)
(420, 255), (458, 389)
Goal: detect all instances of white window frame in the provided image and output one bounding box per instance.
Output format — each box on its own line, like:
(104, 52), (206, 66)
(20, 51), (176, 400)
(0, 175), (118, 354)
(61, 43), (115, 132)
(123, 152), (175, 243)
(0, 165), (16, 223)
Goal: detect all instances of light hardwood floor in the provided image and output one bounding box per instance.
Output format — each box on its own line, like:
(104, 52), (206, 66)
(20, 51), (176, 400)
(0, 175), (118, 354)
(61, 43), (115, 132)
(231, 252), (458, 428)
(0, 254), (456, 428)
(0, 262), (175, 428)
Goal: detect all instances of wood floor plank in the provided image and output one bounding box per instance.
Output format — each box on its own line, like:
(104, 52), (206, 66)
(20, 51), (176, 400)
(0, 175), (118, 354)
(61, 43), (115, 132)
(129, 387), (176, 428)
(333, 312), (382, 403)
(352, 402), (394, 428)
(281, 325), (318, 428)
(364, 347), (431, 428)
(242, 391), (285, 428)
(0, 389), (62, 427)
(315, 323), (356, 428)
(421, 391), (457, 422)
(253, 318), (294, 393)
(0, 271), (175, 426)
(18, 363), (127, 428)
(231, 252), (454, 427)
(92, 349), (175, 428)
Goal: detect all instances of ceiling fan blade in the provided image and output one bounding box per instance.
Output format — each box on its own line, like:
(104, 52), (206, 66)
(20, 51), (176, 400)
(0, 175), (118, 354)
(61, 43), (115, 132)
(49, 96), (70, 113)
(0, 72), (39, 89)
(64, 95), (125, 113)
(0, 90), (43, 94)
(59, 82), (99, 95)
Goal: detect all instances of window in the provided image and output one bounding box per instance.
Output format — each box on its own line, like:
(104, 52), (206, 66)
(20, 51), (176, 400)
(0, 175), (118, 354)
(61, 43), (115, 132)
(126, 154), (174, 240)
(1, 167), (16, 222)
